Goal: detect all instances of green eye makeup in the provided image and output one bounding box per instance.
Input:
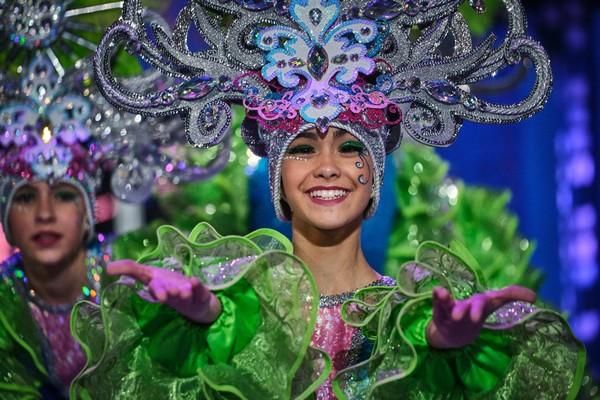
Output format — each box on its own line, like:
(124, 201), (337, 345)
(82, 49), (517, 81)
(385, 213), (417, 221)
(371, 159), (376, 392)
(286, 144), (315, 155)
(339, 140), (366, 154)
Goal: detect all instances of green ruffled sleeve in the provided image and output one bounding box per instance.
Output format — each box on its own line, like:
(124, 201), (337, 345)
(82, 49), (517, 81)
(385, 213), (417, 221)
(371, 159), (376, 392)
(131, 279), (261, 376)
(334, 241), (586, 399)
(400, 300), (515, 397)
(0, 273), (47, 400)
(70, 223), (329, 400)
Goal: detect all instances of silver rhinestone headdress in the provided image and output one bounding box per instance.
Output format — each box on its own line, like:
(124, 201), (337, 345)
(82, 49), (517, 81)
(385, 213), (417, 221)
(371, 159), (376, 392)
(93, 0), (552, 218)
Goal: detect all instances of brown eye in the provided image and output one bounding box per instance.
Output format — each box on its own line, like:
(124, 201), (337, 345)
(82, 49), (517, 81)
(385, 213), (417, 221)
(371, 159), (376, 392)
(54, 190), (78, 202)
(13, 192), (35, 204)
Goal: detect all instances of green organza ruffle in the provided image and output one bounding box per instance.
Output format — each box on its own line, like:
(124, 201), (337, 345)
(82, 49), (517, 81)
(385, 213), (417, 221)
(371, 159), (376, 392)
(0, 268), (48, 400)
(335, 241), (586, 399)
(70, 223), (330, 399)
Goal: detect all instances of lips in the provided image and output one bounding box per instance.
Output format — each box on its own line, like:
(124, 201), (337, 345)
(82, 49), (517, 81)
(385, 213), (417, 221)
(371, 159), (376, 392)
(31, 231), (62, 247)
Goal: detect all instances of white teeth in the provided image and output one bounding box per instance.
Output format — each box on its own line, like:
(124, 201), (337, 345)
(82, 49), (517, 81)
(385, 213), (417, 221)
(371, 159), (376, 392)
(309, 189), (348, 200)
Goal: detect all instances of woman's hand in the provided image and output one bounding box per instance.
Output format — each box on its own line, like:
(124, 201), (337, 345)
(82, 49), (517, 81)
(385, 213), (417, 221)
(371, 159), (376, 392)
(426, 285), (536, 349)
(107, 260), (221, 324)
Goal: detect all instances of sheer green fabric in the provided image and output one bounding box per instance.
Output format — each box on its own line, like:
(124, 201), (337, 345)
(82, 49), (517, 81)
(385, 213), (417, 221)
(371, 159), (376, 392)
(335, 241), (586, 399)
(70, 223), (329, 399)
(0, 267), (47, 400)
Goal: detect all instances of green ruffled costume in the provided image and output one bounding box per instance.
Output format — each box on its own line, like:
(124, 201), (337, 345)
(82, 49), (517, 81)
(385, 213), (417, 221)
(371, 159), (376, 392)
(70, 223), (329, 399)
(335, 241), (585, 399)
(0, 259), (48, 399)
(70, 223), (585, 399)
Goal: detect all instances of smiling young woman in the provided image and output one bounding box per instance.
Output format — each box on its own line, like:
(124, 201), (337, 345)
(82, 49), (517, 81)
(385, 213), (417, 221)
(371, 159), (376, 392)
(73, 0), (585, 398)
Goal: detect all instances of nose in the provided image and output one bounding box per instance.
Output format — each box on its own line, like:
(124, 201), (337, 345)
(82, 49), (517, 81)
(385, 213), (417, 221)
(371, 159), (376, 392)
(314, 149), (341, 180)
(35, 191), (56, 223)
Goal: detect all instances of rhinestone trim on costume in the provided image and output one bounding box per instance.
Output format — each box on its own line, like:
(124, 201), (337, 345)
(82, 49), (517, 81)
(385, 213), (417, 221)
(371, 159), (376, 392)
(319, 275), (395, 308)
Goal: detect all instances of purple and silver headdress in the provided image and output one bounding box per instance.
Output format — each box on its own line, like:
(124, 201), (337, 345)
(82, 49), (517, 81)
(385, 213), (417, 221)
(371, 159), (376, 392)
(0, 1), (231, 242)
(93, 0), (552, 219)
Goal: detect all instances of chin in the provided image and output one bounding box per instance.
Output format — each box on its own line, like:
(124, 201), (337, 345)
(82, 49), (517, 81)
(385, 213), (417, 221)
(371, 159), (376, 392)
(29, 248), (71, 267)
(303, 210), (363, 231)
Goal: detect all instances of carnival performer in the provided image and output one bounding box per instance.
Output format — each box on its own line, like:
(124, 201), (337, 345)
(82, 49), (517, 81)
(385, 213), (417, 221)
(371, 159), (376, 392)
(72, 0), (585, 398)
(0, 3), (229, 396)
(0, 58), (110, 399)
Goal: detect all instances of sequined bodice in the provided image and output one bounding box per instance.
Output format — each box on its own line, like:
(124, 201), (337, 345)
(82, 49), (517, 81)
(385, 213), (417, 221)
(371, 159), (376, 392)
(311, 276), (395, 399)
(28, 303), (86, 390)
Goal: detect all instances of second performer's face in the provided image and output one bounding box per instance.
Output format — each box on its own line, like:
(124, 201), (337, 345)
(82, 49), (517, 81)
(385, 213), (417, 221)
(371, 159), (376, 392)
(8, 181), (88, 267)
(281, 127), (374, 231)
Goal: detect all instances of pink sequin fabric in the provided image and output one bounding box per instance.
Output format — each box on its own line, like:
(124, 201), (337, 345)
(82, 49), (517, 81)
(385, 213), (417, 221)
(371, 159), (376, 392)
(311, 276), (395, 399)
(29, 303), (87, 390)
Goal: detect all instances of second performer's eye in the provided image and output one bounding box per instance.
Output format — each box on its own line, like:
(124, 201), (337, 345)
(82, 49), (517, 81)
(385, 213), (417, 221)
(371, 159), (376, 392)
(339, 140), (365, 154)
(13, 192), (35, 204)
(54, 190), (79, 202)
(286, 144), (315, 155)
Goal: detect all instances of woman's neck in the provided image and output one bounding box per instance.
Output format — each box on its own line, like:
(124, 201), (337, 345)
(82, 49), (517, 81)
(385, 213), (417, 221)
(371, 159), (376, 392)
(291, 218), (379, 296)
(22, 250), (88, 306)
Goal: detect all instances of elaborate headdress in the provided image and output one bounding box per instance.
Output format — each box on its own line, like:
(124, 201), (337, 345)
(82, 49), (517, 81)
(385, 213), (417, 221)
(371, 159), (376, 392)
(0, 1), (230, 243)
(93, 0), (552, 219)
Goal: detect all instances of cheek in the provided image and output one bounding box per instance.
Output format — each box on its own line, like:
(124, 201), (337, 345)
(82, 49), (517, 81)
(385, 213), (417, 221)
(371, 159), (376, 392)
(281, 163), (305, 198)
(7, 208), (33, 244)
(57, 202), (87, 237)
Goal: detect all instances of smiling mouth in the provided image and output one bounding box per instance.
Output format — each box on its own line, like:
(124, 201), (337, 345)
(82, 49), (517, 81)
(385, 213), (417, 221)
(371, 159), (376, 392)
(308, 189), (349, 200)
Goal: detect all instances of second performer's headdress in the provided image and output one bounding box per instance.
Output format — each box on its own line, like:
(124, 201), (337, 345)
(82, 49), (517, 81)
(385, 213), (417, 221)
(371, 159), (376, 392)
(0, 1), (231, 242)
(93, 0), (552, 220)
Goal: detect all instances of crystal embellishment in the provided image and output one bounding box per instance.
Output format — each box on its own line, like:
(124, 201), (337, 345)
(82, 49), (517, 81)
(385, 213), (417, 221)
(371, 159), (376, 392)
(307, 45), (329, 80)
(309, 8), (322, 25)
(425, 80), (461, 104)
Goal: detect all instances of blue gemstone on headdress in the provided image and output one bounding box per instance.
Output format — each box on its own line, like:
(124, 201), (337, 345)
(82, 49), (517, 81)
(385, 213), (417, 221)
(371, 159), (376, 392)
(177, 76), (214, 100)
(307, 45), (329, 80)
(364, 0), (402, 19)
(309, 8), (322, 25)
(425, 80), (460, 104)
(234, 0), (275, 11)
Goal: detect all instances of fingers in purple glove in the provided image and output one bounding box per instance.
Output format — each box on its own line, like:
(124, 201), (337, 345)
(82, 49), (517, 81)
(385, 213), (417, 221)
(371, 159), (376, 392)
(107, 260), (153, 284)
(469, 295), (486, 323)
(451, 300), (470, 321)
